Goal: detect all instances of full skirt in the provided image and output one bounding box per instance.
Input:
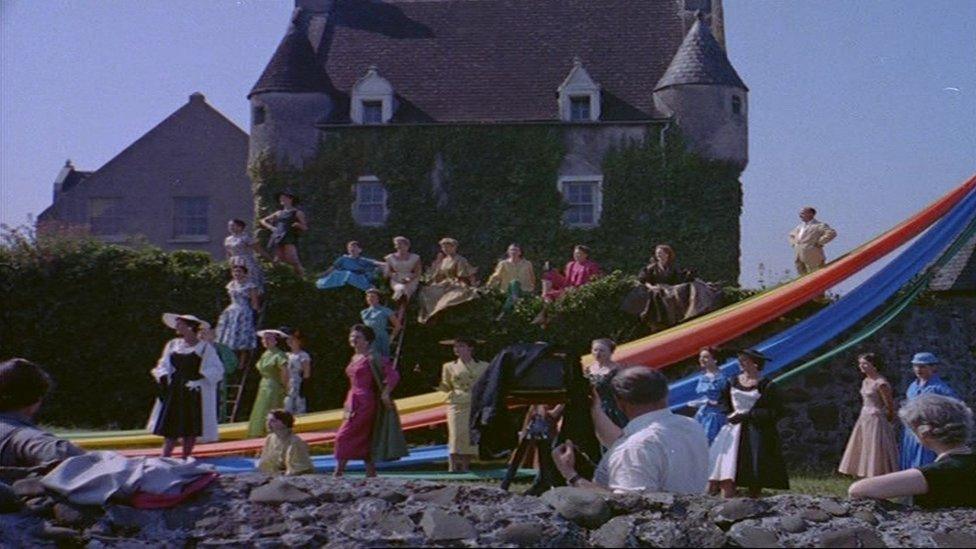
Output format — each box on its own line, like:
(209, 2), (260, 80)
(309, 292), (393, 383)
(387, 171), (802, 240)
(417, 284), (480, 323)
(216, 305), (256, 351)
(838, 412), (899, 477)
(621, 280), (722, 327)
(247, 378), (285, 438)
(696, 407), (727, 445)
(316, 271), (373, 292)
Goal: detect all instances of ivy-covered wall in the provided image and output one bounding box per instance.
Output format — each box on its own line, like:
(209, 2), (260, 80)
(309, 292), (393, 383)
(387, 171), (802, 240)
(250, 125), (743, 284)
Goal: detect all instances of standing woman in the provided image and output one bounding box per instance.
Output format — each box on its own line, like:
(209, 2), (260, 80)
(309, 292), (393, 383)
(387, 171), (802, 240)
(361, 289), (400, 357)
(838, 353), (899, 478)
(693, 347), (730, 445)
(224, 218), (265, 292)
(384, 236), (422, 317)
(708, 349), (789, 498)
(247, 329), (289, 438)
(148, 314), (224, 458)
(260, 189), (308, 277)
(438, 337), (489, 472)
(585, 338), (628, 450)
(486, 243), (536, 317)
(216, 264), (260, 367)
(283, 328), (311, 415)
(334, 324), (402, 477)
(900, 352), (959, 470)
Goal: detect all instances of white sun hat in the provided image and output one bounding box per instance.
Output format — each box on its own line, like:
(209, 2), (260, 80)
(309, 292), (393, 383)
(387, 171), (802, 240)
(161, 313), (211, 331)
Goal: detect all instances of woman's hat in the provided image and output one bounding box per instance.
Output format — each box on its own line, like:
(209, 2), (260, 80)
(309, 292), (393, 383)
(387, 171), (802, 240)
(162, 313), (211, 331)
(438, 237), (459, 247)
(910, 352), (939, 365)
(439, 337), (485, 347)
(257, 328), (289, 340)
(736, 348), (770, 363)
(274, 188), (300, 204)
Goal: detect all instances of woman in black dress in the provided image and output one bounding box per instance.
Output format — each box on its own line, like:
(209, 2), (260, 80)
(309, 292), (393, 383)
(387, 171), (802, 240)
(260, 189), (308, 277)
(621, 244), (722, 330)
(147, 313), (224, 458)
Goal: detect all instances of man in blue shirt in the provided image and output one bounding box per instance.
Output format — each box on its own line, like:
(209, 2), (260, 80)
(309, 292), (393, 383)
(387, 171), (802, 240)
(900, 352), (958, 470)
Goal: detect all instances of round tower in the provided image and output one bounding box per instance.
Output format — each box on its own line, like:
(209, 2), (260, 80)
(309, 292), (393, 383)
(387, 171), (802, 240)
(652, 16), (748, 168)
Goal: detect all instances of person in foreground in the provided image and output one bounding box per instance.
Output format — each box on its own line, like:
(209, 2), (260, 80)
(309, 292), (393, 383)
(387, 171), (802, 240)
(0, 358), (84, 473)
(257, 409), (313, 476)
(849, 394), (974, 508)
(551, 366), (709, 494)
(900, 352), (958, 470)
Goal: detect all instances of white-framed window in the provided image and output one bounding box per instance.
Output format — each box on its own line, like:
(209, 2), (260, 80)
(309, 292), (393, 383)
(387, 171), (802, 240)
(557, 58), (601, 122)
(351, 66), (395, 125)
(352, 176), (388, 226)
(173, 196), (209, 239)
(89, 197), (124, 236)
(558, 176), (603, 228)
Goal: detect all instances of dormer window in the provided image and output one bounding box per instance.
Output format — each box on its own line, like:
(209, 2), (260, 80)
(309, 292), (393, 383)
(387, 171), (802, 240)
(558, 58), (601, 122)
(351, 66), (395, 125)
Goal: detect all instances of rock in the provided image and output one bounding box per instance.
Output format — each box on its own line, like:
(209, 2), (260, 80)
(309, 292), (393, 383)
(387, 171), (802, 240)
(376, 511), (417, 538)
(779, 515), (807, 534)
(352, 497), (390, 521)
(280, 532), (316, 546)
(931, 531), (976, 548)
(818, 527), (886, 548)
(801, 509), (831, 523)
(377, 489), (406, 504)
(53, 502), (98, 528)
(259, 522), (290, 536)
(713, 498), (766, 526)
(11, 477), (46, 498)
(105, 505), (148, 533)
(729, 524), (780, 548)
(541, 487), (612, 529)
(852, 510), (878, 525)
(23, 497), (53, 517)
(590, 516), (635, 548)
(0, 483), (22, 513)
(412, 485), (459, 506)
(36, 521), (83, 542)
(499, 522), (545, 547)
(419, 508), (477, 541)
(248, 478), (312, 504)
(606, 491), (644, 515)
(819, 499), (848, 516)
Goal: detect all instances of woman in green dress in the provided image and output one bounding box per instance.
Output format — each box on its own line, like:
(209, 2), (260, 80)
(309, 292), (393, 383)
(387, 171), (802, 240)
(247, 329), (289, 437)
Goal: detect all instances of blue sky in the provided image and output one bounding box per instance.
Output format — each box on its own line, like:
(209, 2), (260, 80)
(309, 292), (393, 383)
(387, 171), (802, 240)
(2, 1), (974, 290)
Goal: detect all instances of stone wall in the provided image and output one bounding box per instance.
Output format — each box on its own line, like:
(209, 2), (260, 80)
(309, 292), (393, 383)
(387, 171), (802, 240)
(779, 295), (976, 469)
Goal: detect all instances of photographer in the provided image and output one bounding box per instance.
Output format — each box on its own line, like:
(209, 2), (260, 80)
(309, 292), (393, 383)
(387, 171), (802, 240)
(552, 366), (708, 494)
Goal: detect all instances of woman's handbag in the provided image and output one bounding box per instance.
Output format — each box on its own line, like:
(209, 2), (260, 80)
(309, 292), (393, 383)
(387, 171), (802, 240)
(368, 354), (409, 462)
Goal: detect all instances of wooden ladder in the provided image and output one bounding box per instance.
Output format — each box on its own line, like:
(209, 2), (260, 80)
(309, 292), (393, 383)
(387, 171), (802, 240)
(227, 298), (269, 422)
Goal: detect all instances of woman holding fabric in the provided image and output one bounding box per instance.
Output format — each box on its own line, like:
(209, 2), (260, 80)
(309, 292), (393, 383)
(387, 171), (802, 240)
(247, 329), (290, 438)
(333, 324), (405, 477)
(585, 338), (627, 450)
(417, 237), (480, 323)
(259, 189), (307, 277)
(707, 349), (789, 498)
(621, 244), (722, 330)
(692, 347), (730, 445)
(838, 353), (899, 478)
(147, 313), (224, 458)
(438, 337), (489, 472)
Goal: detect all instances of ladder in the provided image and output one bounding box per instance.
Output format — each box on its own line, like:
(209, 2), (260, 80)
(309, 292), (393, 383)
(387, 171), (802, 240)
(226, 298), (269, 423)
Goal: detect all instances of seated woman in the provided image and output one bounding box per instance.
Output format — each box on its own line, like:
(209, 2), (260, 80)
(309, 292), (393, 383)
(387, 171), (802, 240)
(849, 394), (974, 508)
(316, 241), (385, 291)
(621, 244), (722, 329)
(486, 243), (536, 317)
(542, 245), (601, 301)
(417, 238), (480, 324)
(257, 409), (313, 476)
(384, 236), (423, 318)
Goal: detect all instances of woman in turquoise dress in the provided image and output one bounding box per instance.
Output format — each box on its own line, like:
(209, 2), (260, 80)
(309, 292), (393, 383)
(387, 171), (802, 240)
(360, 289), (400, 357)
(692, 347), (730, 445)
(316, 241), (385, 291)
(247, 329), (289, 437)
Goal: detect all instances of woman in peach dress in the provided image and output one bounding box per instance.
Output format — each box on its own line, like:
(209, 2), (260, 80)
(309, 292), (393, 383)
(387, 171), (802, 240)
(838, 353), (899, 478)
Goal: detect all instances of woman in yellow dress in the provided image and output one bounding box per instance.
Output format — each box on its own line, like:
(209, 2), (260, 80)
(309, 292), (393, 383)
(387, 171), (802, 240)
(247, 329), (289, 437)
(486, 243), (535, 318)
(418, 238), (480, 323)
(438, 337), (489, 472)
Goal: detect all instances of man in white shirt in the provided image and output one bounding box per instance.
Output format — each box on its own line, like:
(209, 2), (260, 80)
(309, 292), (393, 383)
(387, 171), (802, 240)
(788, 207), (837, 275)
(551, 367), (708, 494)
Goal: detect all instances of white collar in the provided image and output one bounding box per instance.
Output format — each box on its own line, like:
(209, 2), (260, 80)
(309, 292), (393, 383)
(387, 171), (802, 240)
(622, 408), (673, 437)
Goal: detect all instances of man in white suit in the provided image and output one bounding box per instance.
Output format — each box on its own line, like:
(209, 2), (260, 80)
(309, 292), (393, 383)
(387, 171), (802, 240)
(789, 207), (837, 275)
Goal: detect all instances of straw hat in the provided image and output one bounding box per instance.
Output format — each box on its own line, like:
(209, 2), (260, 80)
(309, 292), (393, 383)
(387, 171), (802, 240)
(256, 328), (289, 340)
(162, 313), (211, 331)
(910, 352), (939, 365)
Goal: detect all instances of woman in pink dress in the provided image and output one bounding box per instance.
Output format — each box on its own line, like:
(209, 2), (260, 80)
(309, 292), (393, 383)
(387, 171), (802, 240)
(535, 245), (601, 325)
(838, 353), (899, 478)
(333, 324), (400, 477)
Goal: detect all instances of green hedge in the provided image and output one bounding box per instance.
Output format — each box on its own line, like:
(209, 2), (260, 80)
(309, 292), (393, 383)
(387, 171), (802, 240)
(1, 228), (764, 429)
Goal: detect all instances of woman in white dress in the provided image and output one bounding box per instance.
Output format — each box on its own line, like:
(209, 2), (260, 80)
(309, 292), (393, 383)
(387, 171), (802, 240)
(216, 265), (260, 367)
(283, 328), (311, 414)
(147, 313), (224, 458)
(224, 218), (265, 293)
(384, 236), (422, 320)
(708, 348), (789, 497)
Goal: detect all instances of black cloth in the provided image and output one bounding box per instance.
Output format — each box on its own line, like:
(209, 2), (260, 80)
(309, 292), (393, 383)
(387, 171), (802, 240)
(622, 262), (712, 326)
(719, 376), (790, 490)
(152, 351), (204, 438)
(916, 452), (976, 509)
(267, 209), (301, 249)
(637, 263), (694, 285)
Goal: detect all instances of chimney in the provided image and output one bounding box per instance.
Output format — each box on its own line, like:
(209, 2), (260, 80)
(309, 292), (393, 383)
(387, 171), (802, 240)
(189, 92), (206, 104)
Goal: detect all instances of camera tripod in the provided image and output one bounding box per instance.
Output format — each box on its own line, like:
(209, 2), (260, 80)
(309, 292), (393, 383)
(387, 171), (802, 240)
(500, 402), (563, 494)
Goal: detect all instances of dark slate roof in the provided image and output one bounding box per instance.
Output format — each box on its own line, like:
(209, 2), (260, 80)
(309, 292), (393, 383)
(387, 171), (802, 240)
(249, 17), (331, 97)
(929, 231), (976, 292)
(654, 17), (747, 92)
(263, 0), (694, 123)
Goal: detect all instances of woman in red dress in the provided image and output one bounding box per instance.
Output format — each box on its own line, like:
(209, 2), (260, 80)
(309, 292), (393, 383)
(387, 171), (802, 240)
(333, 324), (400, 477)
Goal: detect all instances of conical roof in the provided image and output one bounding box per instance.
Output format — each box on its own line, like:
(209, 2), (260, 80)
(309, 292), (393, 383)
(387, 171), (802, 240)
(654, 18), (747, 91)
(249, 17), (330, 98)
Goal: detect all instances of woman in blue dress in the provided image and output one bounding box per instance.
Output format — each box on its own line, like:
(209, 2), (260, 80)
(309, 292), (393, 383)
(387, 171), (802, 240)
(360, 289), (401, 357)
(692, 346), (730, 445)
(900, 352), (958, 470)
(316, 241), (385, 291)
